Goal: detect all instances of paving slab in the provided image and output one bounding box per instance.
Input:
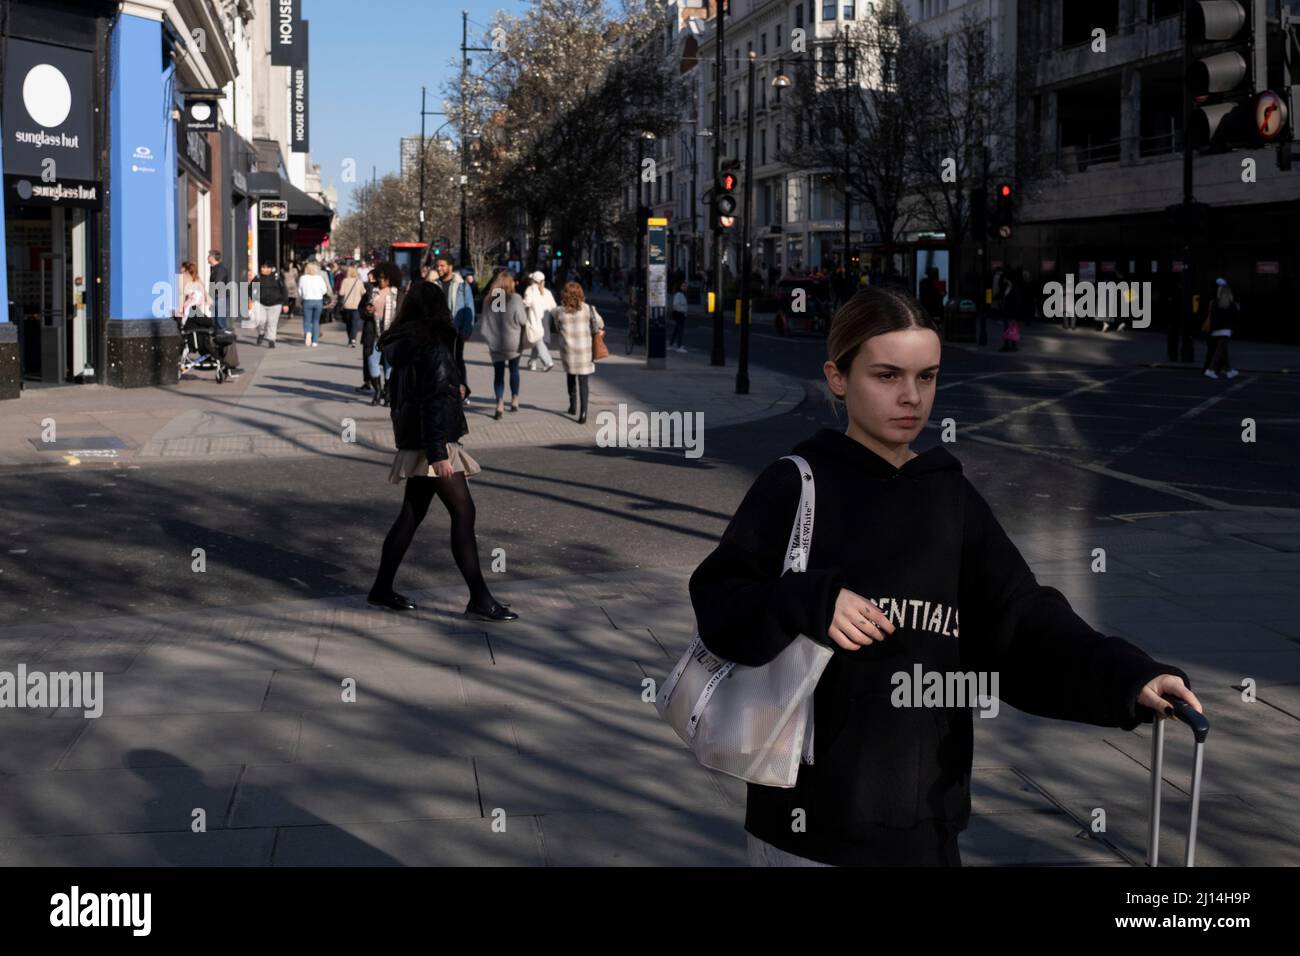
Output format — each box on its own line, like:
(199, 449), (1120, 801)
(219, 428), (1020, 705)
(294, 703), (519, 762)
(61, 713), (302, 769)
(230, 757), (481, 828)
(474, 745), (731, 817)
(538, 809), (746, 866)
(457, 653), (650, 707)
(0, 828), (278, 866)
(261, 665), (463, 712)
(0, 765), (243, 837)
(271, 817), (545, 866)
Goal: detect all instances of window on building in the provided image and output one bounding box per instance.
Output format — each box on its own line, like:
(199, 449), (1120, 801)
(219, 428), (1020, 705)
(845, 45), (857, 81)
(823, 0), (836, 21)
(667, 171), (674, 203)
(880, 48), (896, 87)
(734, 137), (740, 158)
(821, 45), (836, 78)
(734, 88), (740, 119)
(761, 127), (767, 164)
(761, 32), (768, 55)
(776, 24), (783, 47)
(747, 40), (753, 59)
(775, 122), (783, 158)
(761, 76), (767, 108)
(796, 4), (804, 29)
(844, 1), (856, 19)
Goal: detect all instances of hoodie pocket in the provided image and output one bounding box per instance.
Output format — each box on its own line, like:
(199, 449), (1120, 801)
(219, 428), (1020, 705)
(811, 692), (924, 834)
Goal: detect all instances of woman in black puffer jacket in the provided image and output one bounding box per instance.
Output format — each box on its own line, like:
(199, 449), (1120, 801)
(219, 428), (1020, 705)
(368, 279), (517, 622)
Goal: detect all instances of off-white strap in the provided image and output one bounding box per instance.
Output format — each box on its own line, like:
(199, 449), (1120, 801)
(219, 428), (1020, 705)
(779, 455), (815, 575)
(675, 456), (817, 743)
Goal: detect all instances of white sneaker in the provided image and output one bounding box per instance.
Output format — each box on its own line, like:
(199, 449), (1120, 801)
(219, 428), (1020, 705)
(304, 334), (312, 347)
(1225, 368), (1239, 378)
(1204, 369), (1219, 379)
(311, 342), (318, 348)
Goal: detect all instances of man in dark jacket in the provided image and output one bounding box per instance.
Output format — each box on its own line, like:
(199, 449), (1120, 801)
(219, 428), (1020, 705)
(207, 251), (232, 331)
(249, 262), (288, 348)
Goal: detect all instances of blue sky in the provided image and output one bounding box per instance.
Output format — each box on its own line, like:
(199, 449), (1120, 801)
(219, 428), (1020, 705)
(302, 0), (531, 213)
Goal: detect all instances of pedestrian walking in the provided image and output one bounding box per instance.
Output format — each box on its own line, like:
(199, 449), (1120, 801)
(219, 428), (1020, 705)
(206, 250), (231, 331)
(998, 270), (1022, 352)
(282, 261), (299, 317)
(298, 262), (328, 347)
(357, 263), (398, 405)
(670, 280), (689, 352)
(430, 253), (477, 404)
(478, 270), (527, 420)
(177, 261), (207, 322)
(250, 262), (288, 347)
(548, 280), (604, 425)
(368, 278), (517, 622)
(688, 285), (1202, 867)
(338, 265), (367, 348)
(522, 270), (557, 371)
(1202, 277), (1240, 380)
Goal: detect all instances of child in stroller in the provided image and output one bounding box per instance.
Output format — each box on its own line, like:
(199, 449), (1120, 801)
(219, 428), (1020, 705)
(178, 311), (242, 382)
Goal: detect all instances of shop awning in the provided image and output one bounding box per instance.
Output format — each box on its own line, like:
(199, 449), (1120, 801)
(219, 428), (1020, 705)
(243, 173), (332, 224)
(281, 179), (333, 224)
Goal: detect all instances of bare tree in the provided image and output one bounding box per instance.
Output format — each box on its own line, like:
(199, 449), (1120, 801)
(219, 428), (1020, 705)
(455, 0), (680, 279)
(787, 0), (917, 275)
(900, 10), (1016, 302)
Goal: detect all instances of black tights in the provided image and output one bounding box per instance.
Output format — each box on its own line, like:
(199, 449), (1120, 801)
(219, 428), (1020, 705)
(372, 474), (492, 606)
(567, 373), (589, 414)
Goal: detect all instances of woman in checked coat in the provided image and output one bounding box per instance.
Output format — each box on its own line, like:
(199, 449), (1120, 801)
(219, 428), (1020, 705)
(548, 281), (605, 424)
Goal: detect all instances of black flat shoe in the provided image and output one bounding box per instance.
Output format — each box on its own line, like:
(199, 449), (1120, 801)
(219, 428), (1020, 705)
(464, 600), (518, 622)
(368, 591), (416, 611)
(578, 411), (587, 424)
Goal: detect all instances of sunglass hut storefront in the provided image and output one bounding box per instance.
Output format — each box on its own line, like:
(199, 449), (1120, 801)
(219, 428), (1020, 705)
(1, 20), (105, 394)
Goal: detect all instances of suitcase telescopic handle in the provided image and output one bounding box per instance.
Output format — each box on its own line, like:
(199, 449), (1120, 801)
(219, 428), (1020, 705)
(1147, 695), (1210, 868)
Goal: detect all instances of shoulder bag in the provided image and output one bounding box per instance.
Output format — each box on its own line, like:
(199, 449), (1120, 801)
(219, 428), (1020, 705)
(656, 455), (833, 787)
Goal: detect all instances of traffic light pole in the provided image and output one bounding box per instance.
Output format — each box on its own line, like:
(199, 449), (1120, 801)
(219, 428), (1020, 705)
(710, 1), (726, 367)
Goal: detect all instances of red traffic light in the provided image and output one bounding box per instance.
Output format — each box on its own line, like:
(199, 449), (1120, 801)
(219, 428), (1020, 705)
(720, 172), (738, 191)
(998, 183), (1012, 198)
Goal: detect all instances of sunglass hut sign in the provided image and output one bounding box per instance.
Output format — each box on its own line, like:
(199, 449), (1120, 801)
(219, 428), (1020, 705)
(3, 38), (95, 183)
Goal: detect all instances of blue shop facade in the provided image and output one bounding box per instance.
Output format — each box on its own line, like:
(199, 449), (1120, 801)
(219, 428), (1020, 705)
(0, 0), (245, 399)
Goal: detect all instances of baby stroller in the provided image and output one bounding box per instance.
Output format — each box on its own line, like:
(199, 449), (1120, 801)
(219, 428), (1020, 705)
(177, 311), (238, 383)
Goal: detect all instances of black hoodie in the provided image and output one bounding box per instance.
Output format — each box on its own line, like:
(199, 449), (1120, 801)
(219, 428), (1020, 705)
(688, 428), (1190, 866)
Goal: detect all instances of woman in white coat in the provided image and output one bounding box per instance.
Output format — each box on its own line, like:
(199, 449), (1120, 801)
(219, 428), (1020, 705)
(522, 271), (556, 372)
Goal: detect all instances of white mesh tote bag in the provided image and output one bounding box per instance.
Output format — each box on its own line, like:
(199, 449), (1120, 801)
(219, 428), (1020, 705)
(656, 455), (834, 788)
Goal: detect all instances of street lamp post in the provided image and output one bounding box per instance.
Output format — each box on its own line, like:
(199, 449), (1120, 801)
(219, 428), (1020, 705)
(737, 52), (757, 395)
(710, 1), (726, 366)
(460, 9), (495, 268)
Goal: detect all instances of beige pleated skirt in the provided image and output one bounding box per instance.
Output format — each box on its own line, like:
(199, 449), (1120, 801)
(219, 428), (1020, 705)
(387, 442), (481, 483)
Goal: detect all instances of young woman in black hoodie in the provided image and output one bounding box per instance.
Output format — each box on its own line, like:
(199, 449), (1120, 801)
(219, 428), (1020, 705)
(368, 279), (517, 622)
(689, 286), (1201, 867)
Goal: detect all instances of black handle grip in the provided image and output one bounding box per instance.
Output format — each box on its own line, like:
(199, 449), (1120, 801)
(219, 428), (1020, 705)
(1166, 696), (1209, 743)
